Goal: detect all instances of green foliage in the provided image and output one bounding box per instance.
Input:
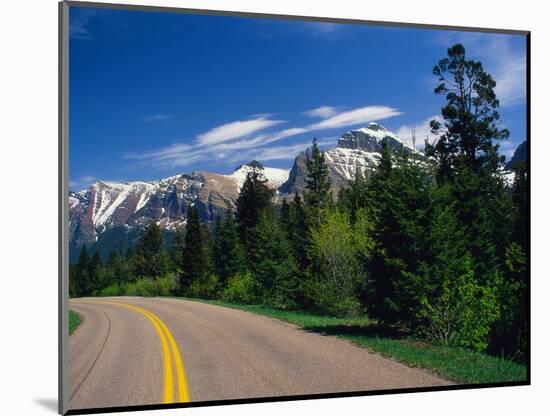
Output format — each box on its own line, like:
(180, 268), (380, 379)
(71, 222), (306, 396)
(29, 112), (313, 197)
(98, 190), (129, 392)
(418, 257), (500, 352)
(125, 274), (178, 297)
(134, 221), (169, 279)
(287, 192), (309, 271)
(180, 205), (211, 294)
(304, 138), (331, 227)
(512, 161), (528, 250)
(339, 168), (369, 222)
(69, 310), (81, 335)
(221, 272), (260, 304)
(427, 43), (509, 180)
(187, 273), (219, 299)
(99, 283), (123, 297)
(365, 144), (437, 326)
(236, 168), (275, 253)
(252, 209), (300, 308)
(307, 209), (374, 316)
(213, 210), (247, 287)
(74, 244), (90, 297)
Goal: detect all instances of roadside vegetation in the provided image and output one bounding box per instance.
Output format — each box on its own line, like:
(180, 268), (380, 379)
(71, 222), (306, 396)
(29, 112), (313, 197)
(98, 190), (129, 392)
(70, 44), (528, 381)
(69, 310), (81, 335)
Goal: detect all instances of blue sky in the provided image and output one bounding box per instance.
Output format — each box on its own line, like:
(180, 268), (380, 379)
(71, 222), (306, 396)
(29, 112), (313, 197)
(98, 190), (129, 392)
(69, 6), (527, 190)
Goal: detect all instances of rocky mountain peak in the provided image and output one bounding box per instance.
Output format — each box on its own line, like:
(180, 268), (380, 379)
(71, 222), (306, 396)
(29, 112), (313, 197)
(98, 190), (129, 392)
(337, 123), (411, 152)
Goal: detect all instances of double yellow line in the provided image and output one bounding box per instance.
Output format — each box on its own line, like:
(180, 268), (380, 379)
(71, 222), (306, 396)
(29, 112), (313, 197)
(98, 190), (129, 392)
(81, 300), (190, 404)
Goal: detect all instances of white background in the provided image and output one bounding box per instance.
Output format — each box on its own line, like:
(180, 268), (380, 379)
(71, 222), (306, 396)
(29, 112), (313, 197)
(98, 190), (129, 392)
(0, 0), (547, 415)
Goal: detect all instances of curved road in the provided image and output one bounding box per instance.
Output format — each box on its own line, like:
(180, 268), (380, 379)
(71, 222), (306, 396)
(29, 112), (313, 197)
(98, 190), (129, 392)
(69, 297), (451, 411)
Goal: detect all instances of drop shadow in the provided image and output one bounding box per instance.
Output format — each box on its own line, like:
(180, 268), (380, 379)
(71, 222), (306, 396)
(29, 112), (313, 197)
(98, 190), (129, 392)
(34, 398), (58, 413)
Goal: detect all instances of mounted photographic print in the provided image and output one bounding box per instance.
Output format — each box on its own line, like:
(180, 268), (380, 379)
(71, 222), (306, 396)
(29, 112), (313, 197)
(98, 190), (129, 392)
(59, 1), (530, 414)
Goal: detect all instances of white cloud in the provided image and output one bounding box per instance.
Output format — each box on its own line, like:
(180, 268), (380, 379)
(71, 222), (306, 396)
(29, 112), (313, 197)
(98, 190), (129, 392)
(395, 115), (443, 150)
(304, 106), (339, 118)
(309, 106), (402, 130)
(144, 113), (171, 122)
(69, 175), (98, 191)
(69, 9), (98, 40)
(127, 105), (403, 170)
(233, 138), (335, 162)
(196, 117), (285, 146)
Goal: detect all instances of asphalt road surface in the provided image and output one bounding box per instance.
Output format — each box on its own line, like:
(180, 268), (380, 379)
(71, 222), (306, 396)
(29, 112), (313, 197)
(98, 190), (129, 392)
(69, 297), (451, 411)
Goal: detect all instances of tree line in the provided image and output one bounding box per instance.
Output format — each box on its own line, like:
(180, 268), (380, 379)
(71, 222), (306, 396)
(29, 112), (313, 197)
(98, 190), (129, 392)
(70, 44), (527, 362)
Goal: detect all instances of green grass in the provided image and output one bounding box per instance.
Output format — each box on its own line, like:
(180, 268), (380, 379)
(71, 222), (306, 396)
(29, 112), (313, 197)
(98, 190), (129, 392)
(176, 297), (527, 385)
(69, 310), (81, 335)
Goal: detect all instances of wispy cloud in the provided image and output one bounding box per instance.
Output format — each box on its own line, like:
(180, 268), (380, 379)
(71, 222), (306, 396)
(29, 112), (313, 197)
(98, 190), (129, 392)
(69, 8), (99, 40)
(435, 33), (526, 107)
(309, 106), (402, 130)
(229, 138), (335, 163)
(144, 113), (171, 122)
(127, 105), (402, 169)
(69, 175), (98, 191)
(396, 115), (443, 150)
(196, 116), (285, 146)
(304, 106), (339, 118)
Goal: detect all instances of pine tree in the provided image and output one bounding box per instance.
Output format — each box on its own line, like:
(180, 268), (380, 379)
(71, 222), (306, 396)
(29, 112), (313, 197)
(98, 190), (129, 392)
(134, 221), (168, 279)
(252, 208), (300, 308)
(339, 167), (369, 222)
(179, 205), (208, 294)
(171, 225), (186, 272)
(88, 250), (104, 295)
(512, 161), (528, 250)
(280, 198), (291, 233)
(288, 192), (309, 271)
(235, 169), (274, 254)
(75, 244), (90, 297)
(426, 43), (509, 181)
(365, 146), (436, 327)
(304, 138), (331, 226)
(427, 43), (515, 284)
(213, 210), (247, 287)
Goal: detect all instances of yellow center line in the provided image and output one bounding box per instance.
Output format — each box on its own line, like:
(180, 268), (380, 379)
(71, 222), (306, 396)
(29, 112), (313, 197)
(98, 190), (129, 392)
(74, 300), (191, 403)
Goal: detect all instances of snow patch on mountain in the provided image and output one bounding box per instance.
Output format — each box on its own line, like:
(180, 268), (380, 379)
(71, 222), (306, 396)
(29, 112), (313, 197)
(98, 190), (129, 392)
(227, 164), (289, 189)
(324, 147), (381, 181)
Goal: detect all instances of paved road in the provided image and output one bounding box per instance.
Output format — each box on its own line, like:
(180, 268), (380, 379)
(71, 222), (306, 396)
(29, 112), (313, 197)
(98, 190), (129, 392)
(69, 297), (451, 410)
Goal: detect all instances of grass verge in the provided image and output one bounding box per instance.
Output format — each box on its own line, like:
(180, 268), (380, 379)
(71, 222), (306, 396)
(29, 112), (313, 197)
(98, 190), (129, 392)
(69, 309), (81, 335)
(175, 297), (526, 385)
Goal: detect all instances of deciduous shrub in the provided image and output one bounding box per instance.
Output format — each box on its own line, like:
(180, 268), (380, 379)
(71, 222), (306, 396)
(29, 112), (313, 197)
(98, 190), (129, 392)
(221, 272), (259, 304)
(418, 257), (500, 352)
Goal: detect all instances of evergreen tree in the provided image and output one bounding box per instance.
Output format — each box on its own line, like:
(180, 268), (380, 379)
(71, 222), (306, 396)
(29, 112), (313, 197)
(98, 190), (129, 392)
(171, 225), (186, 273)
(427, 43), (514, 284)
(134, 221), (168, 279)
(365, 146), (436, 327)
(235, 169), (274, 254)
(427, 43), (509, 180)
(252, 208), (300, 308)
(512, 161), (528, 250)
(339, 167), (369, 222)
(88, 250), (104, 295)
(280, 198), (291, 232)
(213, 210), (247, 287)
(75, 244), (90, 297)
(179, 205), (209, 293)
(288, 192), (309, 272)
(304, 138), (331, 226)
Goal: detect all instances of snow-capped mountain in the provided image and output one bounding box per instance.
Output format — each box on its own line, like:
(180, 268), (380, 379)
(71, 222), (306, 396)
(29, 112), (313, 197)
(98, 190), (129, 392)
(280, 122), (414, 196)
(69, 164), (289, 247)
